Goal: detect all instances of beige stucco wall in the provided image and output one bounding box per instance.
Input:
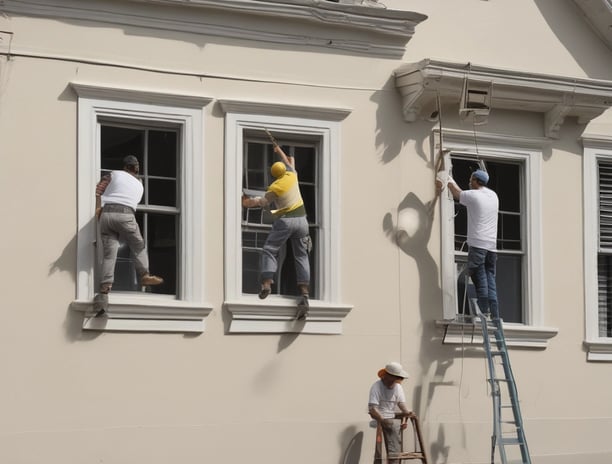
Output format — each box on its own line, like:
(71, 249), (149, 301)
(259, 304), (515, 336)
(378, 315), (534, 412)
(1, 1), (612, 463)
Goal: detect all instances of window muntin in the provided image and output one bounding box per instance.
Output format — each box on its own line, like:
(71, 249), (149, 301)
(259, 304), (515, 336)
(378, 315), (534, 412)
(99, 123), (180, 296)
(450, 155), (525, 323)
(241, 132), (319, 298)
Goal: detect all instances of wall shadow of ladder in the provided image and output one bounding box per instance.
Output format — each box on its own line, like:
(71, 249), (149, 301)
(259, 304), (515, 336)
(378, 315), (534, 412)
(374, 414), (428, 463)
(471, 299), (532, 464)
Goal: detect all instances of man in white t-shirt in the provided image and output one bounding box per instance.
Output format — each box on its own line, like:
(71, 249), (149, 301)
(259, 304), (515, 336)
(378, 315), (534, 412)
(368, 362), (415, 463)
(447, 169), (499, 319)
(93, 155), (163, 316)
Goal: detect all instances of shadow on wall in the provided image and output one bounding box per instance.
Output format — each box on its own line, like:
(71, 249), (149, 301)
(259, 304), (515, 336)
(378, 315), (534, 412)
(370, 77), (433, 165)
(382, 193), (458, 461)
(534, 0), (612, 79)
(339, 427), (363, 464)
(51, 216), (103, 342)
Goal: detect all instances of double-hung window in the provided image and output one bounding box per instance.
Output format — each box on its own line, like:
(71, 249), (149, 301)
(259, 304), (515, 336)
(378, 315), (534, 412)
(450, 155), (524, 323)
(99, 123), (179, 295)
(439, 131), (553, 347)
(71, 83), (212, 332)
(222, 101), (352, 334)
(242, 134), (319, 299)
(583, 138), (612, 360)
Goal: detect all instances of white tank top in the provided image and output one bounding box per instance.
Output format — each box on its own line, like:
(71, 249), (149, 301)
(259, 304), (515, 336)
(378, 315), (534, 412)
(101, 170), (144, 211)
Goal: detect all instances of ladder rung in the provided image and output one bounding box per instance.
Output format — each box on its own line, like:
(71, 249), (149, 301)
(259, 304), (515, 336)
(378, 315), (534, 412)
(500, 437), (524, 446)
(491, 378), (514, 383)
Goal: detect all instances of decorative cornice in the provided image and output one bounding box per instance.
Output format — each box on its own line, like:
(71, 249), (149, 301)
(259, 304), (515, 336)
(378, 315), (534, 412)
(218, 99), (351, 121)
(70, 82), (213, 107)
(394, 59), (612, 138)
(1, 0), (427, 58)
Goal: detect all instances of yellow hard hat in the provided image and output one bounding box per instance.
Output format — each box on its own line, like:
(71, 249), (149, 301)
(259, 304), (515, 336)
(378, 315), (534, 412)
(271, 162), (286, 179)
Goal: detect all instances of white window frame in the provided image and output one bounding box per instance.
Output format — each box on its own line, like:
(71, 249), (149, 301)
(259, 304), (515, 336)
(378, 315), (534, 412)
(221, 100), (352, 334)
(583, 135), (612, 361)
(70, 83), (213, 332)
(437, 129), (558, 348)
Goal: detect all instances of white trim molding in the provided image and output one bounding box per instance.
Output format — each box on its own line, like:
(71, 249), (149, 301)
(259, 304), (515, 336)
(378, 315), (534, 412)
(437, 320), (559, 349)
(394, 59), (612, 138)
(1, 0), (427, 58)
(70, 82), (213, 333)
(582, 135), (612, 360)
(437, 130), (555, 348)
(222, 103), (353, 334)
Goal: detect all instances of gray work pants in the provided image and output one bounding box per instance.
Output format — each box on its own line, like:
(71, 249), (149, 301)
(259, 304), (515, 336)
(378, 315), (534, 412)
(99, 211), (148, 287)
(260, 215), (310, 285)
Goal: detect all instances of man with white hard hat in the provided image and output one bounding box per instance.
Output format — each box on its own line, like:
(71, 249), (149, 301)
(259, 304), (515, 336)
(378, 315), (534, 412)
(368, 361), (415, 463)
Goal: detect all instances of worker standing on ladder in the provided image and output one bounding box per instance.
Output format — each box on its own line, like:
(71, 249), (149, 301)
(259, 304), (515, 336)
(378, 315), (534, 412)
(445, 169), (499, 319)
(368, 362), (415, 464)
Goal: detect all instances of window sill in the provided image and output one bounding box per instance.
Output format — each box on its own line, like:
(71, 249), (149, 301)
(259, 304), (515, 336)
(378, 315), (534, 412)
(224, 297), (353, 334)
(71, 293), (213, 333)
(436, 319), (559, 349)
(584, 340), (612, 362)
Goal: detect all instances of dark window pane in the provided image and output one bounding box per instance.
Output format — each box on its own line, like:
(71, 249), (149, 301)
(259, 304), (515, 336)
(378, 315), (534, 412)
(497, 254), (522, 323)
(490, 163), (520, 213)
(148, 130), (177, 177)
(498, 213), (521, 250)
(148, 179), (177, 207)
(101, 126), (144, 170)
(146, 213), (177, 295)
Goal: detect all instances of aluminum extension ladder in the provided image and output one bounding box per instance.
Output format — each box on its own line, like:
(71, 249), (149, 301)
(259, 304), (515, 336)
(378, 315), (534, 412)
(473, 303), (532, 464)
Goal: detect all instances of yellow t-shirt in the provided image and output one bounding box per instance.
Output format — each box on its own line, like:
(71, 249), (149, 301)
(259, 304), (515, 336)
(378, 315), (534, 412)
(267, 169), (304, 218)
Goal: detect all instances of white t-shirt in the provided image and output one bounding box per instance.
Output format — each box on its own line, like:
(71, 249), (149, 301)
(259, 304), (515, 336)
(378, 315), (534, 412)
(460, 187), (499, 251)
(368, 380), (406, 419)
(101, 170), (144, 211)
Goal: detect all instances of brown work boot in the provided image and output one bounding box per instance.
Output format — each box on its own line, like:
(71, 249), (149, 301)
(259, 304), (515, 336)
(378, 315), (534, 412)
(141, 274), (164, 286)
(259, 279), (273, 299)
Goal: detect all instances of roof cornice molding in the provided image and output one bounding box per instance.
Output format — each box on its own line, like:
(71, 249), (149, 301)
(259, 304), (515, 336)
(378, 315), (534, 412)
(218, 98), (351, 121)
(71, 82), (213, 108)
(394, 59), (612, 139)
(1, 0), (427, 58)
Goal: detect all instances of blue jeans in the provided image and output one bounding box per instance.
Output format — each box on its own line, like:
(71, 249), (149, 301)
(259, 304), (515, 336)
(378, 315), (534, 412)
(261, 216), (310, 286)
(467, 246), (498, 319)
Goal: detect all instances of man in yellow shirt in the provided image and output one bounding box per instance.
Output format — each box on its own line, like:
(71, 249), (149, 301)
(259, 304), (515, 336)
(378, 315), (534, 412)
(242, 142), (311, 320)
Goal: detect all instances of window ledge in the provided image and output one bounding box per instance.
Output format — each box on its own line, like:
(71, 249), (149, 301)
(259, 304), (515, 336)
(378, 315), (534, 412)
(584, 340), (612, 362)
(436, 319), (559, 349)
(71, 294), (213, 333)
(224, 298), (353, 334)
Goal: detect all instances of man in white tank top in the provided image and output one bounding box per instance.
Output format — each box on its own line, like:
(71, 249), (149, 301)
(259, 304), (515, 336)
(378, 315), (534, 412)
(447, 169), (500, 319)
(93, 155), (163, 316)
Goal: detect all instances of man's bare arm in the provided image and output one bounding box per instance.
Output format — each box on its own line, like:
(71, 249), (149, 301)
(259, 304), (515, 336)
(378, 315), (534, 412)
(273, 145), (295, 169)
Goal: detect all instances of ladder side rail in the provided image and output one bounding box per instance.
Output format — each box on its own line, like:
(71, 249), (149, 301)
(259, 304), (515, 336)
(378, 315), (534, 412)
(472, 300), (505, 464)
(492, 320), (532, 464)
